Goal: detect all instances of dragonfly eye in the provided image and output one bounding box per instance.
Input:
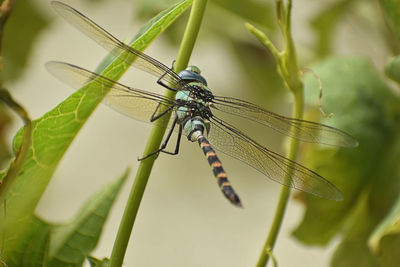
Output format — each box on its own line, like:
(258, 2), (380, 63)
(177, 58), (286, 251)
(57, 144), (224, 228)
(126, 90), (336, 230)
(178, 68), (208, 86)
(187, 65), (201, 74)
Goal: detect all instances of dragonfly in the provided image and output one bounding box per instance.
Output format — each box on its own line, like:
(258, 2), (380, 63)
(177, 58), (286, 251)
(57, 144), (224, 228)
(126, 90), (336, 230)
(47, 1), (358, 207)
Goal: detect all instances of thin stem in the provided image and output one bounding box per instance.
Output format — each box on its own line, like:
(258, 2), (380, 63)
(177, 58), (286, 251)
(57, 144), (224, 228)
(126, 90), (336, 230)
(0, 89), (32, 205)
(0, 0), (21, 204)
(251, 0), (304, 266)
(244, 23), (280, 60)
(255, 89), (303, 267)
(108, 1), (207, 266)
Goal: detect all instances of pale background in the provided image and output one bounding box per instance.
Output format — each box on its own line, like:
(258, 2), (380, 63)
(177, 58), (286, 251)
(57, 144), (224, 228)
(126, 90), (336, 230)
(6, 0), (384, 266)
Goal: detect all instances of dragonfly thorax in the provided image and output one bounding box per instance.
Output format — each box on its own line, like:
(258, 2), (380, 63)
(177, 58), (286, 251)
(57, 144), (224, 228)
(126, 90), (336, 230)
(176, 89), (213, 120)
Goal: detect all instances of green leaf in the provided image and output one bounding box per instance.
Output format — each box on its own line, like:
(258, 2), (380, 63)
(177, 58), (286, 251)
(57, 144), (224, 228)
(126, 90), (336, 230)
(380, 0), (400, 40)
(229, 40), (285, 102)
(369, 194), (400, 265)
(212, 0), (273, 29)
(330, 192), (379, 267)
(10, 217), (51, 267)
(2, 0), (50, 82)
(87, 256), (109, 267)
(48, 168), (129, 267)
(385, 55), (400, 84)
(4, 169), (129, 267)
(0, 0), (192, 260)
(293, 57), (400, 249)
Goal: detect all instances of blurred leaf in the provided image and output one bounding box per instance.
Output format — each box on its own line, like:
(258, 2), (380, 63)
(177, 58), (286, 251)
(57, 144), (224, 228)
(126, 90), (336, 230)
(48, 169), (129, 267)
(0, 104), (11, 165)
(380, 0), (400, 41)
(87, 256), (110, 267)
(212, 0), (274, 29)
(293, 57), (400, 250)
(369, 194), (400, 264)
(385, 55), (400, 84)
(135, 0), (273, 28)
(11, 217), (51, 267)
(0, 0), (192, 260)
(135, 0), (177, 18)
(310, 0), (355, 58)
(375, 234), (400, 267)
(4, 169), (129, 266)
(2, 0), (50, 82)
(230, 40), (284, 102)
(330, 192), (379, 267)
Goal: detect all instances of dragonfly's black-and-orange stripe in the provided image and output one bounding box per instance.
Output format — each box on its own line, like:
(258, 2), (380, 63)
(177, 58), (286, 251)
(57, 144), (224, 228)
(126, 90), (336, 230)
(198, 135), (242, 207)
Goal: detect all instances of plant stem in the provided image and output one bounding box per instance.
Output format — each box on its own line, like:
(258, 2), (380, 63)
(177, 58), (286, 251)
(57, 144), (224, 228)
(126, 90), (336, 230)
(109, 1), (207, 266)
(0, 90), (32, 205)
(255, 88), (303, 267)
(250, 0), (304, 266)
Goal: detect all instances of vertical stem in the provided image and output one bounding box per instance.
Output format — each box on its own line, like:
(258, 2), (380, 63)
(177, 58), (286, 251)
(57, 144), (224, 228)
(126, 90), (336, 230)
(254, 0), (304, 266)
(109, 1), (207, 266)
(255, 89), (303, 267)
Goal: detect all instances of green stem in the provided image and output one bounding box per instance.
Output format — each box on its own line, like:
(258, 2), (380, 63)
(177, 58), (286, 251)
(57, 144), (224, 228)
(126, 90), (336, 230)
(252, 0), (304, 266)
(0, 89), (32, 204)
(255, 88), (303, 267)
(109, 1), (207, 266)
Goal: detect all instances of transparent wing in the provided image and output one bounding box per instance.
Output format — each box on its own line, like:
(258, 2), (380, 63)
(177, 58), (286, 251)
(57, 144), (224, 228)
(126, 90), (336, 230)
(211, 96), (358, 148)
(51, 1), (184, 90)
(207, 116), (343, 201)
(46, 61), (176, 124)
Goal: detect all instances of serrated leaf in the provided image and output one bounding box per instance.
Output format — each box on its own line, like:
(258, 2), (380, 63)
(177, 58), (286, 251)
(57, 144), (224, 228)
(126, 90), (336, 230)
(2, 0), (50, 82)
(0, 0), (192, 260)
(47, 168), (129, 267)
(293, 57), (400, 247)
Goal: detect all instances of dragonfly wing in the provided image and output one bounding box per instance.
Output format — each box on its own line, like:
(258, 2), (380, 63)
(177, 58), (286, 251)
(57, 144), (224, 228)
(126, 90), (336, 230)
(46, 61), (176, 125)
(207, 116), (343, 201)
(51, 1), (184, 90)
(211, 96), (358, 148)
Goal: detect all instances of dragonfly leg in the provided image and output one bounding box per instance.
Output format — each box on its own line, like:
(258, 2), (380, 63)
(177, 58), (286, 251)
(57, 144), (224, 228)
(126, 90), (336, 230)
(138, 116), (181, 160)
(161, 125), (183, 155)
(150, 103), (175, 122)
(157, 70), (178, 92)
(197, 135), (242, 207)
(159, 123), (182, 156)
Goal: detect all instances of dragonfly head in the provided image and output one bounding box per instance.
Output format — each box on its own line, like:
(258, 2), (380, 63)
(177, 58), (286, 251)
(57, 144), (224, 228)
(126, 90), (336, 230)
(178, 65), (208, 86)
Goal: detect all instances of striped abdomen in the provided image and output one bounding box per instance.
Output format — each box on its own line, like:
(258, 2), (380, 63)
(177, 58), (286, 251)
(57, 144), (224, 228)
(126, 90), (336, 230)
(197, 135), (242, 207)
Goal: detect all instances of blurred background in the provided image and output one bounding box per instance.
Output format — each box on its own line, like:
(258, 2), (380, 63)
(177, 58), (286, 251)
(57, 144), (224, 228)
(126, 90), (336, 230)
(1, 0), (399, 266)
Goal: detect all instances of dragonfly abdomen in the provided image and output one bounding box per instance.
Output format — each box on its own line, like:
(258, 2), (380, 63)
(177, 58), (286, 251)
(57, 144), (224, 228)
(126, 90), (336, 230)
(197, 135), (242, 207)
